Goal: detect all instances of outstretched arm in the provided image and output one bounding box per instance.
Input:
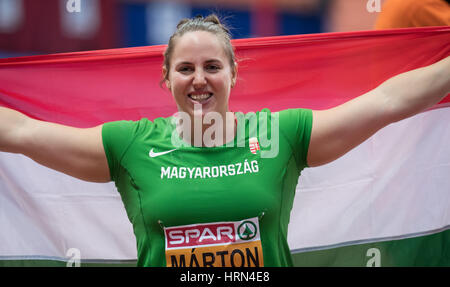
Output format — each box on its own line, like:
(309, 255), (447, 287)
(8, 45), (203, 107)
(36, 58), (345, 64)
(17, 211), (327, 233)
(307, 56), (450, 167)
(0, 107), (110, 182)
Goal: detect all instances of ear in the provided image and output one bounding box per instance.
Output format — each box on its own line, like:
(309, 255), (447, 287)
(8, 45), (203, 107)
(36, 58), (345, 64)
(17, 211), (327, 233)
(231, 62), (238, 88)
(162, 66), (171, 90)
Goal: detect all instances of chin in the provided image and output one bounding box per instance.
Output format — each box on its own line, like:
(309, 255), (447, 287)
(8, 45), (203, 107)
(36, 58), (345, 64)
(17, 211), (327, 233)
(188, 100), (219, 116)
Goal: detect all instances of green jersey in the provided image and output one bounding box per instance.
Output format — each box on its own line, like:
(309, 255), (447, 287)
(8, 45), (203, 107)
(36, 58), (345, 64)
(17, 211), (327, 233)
(102, 108), (312, 267)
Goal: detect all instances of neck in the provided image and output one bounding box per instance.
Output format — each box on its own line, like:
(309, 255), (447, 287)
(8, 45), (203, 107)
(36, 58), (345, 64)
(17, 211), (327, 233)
(176, 111), (236, 147)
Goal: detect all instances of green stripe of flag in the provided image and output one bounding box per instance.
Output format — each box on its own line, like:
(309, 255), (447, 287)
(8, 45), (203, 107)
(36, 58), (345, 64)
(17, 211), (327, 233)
(292, 228), (450, 267)
(1, 229), (448, 267)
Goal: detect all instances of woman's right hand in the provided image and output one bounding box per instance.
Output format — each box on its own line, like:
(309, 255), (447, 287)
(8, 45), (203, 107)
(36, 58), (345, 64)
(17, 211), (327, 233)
(0, 107), (110, 183)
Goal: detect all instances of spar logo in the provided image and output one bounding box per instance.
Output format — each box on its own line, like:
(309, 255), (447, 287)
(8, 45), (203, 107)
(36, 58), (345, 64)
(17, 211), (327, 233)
(238, 220), (257, 240)
(166, 222), (236, 248)
(164, 217), (264, 267)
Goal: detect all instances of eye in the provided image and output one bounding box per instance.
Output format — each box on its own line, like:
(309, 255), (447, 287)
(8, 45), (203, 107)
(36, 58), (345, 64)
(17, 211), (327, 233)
(178, 66), (193, 73)
(206, 64), (221, 72)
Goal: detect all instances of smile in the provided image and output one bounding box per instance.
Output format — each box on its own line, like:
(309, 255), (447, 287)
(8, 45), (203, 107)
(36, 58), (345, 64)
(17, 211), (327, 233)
(188, 93), (213, 103)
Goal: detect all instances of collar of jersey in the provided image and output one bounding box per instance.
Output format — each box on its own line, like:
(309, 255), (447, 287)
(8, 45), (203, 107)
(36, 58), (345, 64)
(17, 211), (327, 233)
(167, 111), (246, 150)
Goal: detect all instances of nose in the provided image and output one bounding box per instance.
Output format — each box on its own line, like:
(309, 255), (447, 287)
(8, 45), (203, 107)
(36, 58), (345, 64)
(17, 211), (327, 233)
(192, 69), (207, 89)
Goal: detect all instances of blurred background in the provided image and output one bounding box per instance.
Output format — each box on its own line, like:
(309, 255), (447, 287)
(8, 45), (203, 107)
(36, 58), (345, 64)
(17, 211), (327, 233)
(0, 0), (383, 58)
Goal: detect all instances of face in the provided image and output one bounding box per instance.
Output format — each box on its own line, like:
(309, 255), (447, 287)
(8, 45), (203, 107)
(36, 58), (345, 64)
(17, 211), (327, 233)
(164, 31), (237, 118)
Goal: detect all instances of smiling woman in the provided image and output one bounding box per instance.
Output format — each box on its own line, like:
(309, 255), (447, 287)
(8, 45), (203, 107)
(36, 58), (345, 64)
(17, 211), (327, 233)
(0, 14), (449, 267)
(164, 30), (236, 119)
(162, 15), (238, 144)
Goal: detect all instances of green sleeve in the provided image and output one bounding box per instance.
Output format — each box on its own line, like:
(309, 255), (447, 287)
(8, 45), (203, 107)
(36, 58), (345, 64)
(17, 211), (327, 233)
(278, 108), (313, 170)
(102, 120), (139, 182)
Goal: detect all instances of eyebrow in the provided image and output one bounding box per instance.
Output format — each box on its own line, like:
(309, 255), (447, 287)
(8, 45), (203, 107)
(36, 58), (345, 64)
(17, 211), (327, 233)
(176, 59), (223, 66)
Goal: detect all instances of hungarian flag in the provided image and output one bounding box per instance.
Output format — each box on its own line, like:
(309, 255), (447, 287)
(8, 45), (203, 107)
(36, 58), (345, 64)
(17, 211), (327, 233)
(0, 27), (449, 266)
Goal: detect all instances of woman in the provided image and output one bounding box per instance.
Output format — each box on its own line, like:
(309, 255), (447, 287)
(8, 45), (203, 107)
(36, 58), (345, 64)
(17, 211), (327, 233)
(0, 15), (449, 267)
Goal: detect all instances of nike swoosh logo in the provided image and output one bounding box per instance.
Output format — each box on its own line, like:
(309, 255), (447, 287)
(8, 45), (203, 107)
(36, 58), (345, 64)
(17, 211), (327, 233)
(149, 148), (177, 158)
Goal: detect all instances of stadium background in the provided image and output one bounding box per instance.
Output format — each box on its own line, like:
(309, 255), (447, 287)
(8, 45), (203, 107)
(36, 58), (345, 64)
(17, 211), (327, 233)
(0, 0), (381, 58)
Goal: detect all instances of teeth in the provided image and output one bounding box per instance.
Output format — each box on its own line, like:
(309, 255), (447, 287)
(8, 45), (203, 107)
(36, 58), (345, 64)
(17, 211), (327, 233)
(190, 93), (211, 100)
